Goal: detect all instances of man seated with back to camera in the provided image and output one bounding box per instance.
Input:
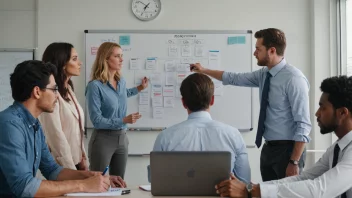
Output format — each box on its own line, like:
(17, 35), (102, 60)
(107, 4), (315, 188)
(150, 73), (251, 183)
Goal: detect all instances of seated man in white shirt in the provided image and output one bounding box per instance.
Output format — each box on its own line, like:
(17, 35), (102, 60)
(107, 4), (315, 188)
(152, 73), (251, 183)
(216, 75), (352, 198)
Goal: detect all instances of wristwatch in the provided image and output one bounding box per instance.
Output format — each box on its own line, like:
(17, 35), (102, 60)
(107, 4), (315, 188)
(289, 159), (299, 165)
(246, 183), (253, 198)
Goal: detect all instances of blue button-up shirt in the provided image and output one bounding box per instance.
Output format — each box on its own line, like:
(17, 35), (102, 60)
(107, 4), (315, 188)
(0, 102), (63, 197)
(222, 58), (311, 142)
(86, 78), (138, 130)
(153, 111), (251, 183)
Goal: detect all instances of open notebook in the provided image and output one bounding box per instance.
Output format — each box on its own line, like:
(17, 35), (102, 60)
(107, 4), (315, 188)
(65, 188), (124, 196)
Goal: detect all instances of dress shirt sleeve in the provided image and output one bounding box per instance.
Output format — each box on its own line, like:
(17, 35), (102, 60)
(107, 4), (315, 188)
(39, 102), (76, 170)
(86, 81), (124, 129)
(126, 87), (138, 98)
(286, 76), (312, 143)
(38, 130), (63, 181)
(0, 120), (42, 197)
(231, 129), (251, 183)
(222, 69), (263, 87)
(152, 133), (164, 151)
(260, 147), (346, 198)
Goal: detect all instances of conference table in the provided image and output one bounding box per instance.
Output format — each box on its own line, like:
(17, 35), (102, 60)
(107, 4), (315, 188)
(57, 187), (222, 198)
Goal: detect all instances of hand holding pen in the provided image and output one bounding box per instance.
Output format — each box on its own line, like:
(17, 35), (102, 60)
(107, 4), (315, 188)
(102, 165), (127, 188)
(81, 169), (110, 192)
(137, 76), (149, 92)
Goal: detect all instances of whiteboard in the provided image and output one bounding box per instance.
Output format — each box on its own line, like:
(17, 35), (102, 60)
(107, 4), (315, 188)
(0, 49), (34, 111)
(84, 30), (253, 131)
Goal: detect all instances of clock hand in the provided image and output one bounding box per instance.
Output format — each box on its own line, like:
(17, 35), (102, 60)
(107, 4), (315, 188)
(143, 3), (150, 10)
(136, 1), (147, 6)
(141, 2), (150, 16)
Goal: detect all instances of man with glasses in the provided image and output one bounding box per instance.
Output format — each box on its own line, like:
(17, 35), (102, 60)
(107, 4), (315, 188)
(0, 60), (126, 197)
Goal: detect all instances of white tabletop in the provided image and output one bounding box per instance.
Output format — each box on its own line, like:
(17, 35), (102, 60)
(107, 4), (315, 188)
(56, 187), (220, 198)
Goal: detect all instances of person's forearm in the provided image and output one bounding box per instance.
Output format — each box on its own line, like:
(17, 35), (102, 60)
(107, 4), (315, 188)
(137, 85), (144, 92)
(291, 142), (305, 161)
(34, 180), (83, 197)
(202, 69), (224, 81)
(252, 184), (261, 197)
(56, 168), (93, 181)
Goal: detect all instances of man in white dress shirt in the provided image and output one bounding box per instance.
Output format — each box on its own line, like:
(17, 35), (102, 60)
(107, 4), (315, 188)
(216, 75), (352, 198)
(151, 73), (251, 183)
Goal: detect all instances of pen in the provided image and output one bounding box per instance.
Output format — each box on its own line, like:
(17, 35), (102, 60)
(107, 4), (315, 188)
(102, 165), (109, 175)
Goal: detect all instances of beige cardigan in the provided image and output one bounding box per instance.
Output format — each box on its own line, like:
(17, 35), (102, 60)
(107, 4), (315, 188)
(39, 86), (86, 169)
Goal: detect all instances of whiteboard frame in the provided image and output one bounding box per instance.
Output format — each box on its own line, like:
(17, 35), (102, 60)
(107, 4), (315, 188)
(84, 30), (253, 132)
(0, 48), (35, 59)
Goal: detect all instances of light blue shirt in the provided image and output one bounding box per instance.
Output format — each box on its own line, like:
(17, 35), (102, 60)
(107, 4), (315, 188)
(0, 102), (63, 197)
(222, 58), (311, 142)
(86, 78), (138, 130)
(153, 111), (251, 183)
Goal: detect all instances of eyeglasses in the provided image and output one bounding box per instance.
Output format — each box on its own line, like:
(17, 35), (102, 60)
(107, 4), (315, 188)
(44, 87), (59, 94)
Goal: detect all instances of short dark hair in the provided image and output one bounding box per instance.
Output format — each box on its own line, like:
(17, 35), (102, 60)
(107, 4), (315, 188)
(42, 42), (74, 101)
(320, 75), (352, 113)
(180, 73), (214, 112)
(255, 28), (286, 56)
(10, 60), (57, 102)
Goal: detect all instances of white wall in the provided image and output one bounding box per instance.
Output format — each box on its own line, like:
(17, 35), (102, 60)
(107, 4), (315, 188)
(0, 0), (36, 48)
(1, 0), (338, 187)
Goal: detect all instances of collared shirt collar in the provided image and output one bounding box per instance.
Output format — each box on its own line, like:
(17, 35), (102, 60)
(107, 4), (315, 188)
(268, 58), (287, 77)
(187, 111), (212, 120)
(337, 131), (352, 151)
(13, 101), (38, 129)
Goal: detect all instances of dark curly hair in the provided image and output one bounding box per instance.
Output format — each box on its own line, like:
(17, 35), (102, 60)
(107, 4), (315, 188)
(10, 60), (57, 102)
(320, 75), (352, 113)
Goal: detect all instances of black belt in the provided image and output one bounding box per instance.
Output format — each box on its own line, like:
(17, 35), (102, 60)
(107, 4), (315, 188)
(265, 140), (294, 146)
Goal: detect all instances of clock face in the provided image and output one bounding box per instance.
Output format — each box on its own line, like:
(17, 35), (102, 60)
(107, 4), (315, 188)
(132, 0), (161, 21)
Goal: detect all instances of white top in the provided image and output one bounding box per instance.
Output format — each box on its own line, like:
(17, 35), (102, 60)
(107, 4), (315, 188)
(260, 131), (352, 198)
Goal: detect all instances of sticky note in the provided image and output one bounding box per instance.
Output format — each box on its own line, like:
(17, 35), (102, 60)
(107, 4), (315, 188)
(237, 36), (246, 44)
(119, 35), (130, 45)
(227, 37), (237, 45)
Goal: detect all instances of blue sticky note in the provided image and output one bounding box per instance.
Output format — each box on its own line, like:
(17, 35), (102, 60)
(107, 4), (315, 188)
(228, 37), (238, 45)
(237, 36), (246, 44)
(119, 35), (130, 46)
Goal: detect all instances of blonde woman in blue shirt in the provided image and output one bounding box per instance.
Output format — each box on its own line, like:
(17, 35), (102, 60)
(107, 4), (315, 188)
(86, 42), (148, 179)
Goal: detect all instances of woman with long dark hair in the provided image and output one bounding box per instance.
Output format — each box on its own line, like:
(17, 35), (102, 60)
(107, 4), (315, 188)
(40, 42), (87, 170)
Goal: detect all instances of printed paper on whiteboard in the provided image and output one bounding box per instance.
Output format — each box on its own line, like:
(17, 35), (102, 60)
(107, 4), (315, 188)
(146, 57), (157, 70)
(130, 58), (141, 70)
(208, 50), (221, 69)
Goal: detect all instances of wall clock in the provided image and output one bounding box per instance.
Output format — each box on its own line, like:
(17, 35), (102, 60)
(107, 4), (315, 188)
(132, 0), (161, 21)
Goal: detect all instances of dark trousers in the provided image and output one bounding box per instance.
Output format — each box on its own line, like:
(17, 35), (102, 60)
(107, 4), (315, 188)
(260, 141), (306, 181)
(88, 129), (129, 179)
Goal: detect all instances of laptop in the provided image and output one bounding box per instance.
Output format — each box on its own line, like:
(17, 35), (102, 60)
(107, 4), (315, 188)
(150, 151), (231, 196)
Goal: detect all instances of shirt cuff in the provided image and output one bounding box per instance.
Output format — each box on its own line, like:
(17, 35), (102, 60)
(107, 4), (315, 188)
(222, 72), (231, 85)
(293, 134), (311, 143)
(116, 118), (124, 128)
(22, 177), (42, 197)
(260, 183), (278, 198)
(131, 87), (139, 95)
(48, 166), (63, 180)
